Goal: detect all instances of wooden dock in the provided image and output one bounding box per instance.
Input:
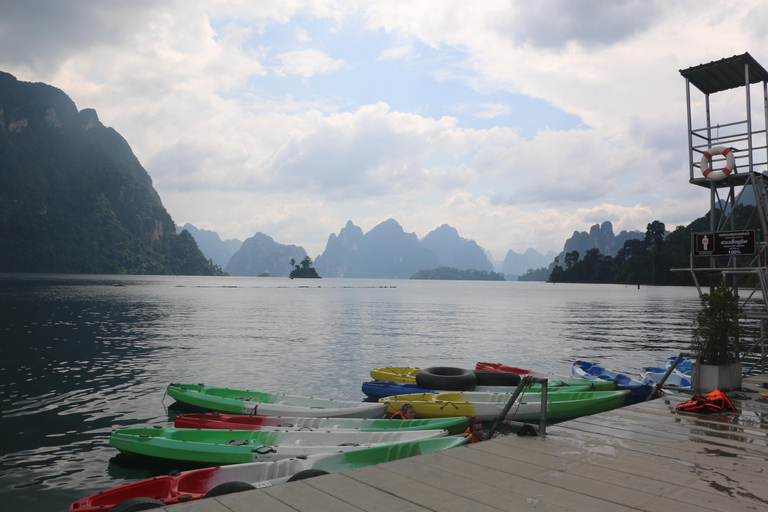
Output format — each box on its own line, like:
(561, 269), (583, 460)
(166, 375), (768, 512)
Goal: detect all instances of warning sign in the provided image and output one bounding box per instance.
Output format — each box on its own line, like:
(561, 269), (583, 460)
(692, 230), (756, 256)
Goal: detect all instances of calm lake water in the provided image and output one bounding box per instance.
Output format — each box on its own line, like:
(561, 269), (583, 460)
(0, 274), (701, 511)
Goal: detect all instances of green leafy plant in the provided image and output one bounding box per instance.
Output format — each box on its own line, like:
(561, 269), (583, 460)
(691, 281), (742, 366)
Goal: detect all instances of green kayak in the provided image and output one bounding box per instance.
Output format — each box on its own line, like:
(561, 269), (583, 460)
(110, 426), (450, 464)
(167, 382), (387, 418)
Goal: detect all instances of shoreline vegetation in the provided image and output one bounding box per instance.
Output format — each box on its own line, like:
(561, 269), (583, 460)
(410, 267), (505, 281)
(289, 256), (321, 279)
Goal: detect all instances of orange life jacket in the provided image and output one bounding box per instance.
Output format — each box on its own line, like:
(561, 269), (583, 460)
(675, 390), (736, 413)
(464, 426), (483, 443)
(390, 411), (407, 420)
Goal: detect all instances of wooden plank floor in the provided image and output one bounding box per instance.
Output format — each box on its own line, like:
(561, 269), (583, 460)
(165, 375), (768, 512)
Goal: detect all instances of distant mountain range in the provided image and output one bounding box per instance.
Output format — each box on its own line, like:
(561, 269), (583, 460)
(182, 218), (562, 280)
(178, 219), (645, 281)
(176, 223), (242, 269)
(557, 221), (644, 265)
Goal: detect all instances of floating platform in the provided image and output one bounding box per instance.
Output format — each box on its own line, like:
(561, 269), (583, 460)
(156, 374), (768, 511)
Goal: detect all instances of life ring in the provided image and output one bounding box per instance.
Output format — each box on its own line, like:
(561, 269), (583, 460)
(700, 146), (735, 181)
(415, 367), (477, 391)
(473, 370), (521, 387)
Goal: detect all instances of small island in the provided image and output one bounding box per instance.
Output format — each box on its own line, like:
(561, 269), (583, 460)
(410, 267), (505, 281)
(289, 256), (321, 279)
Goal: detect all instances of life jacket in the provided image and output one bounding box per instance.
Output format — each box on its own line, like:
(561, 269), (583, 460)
(390, 411), (407, 420)
(675, 390), (736, 413)
(464, 426), (483, 443)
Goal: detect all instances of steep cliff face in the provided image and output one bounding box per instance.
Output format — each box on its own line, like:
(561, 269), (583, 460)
(314, 220), (365, 277)
(420, 224), (493, 272)
(0, 71), (218, 274)
(225, 232), (306, 277)
(315, 219), (440, 278)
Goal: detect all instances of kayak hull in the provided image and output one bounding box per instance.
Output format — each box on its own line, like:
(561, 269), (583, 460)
(572, 361), (659, 403)
(478, 362), (618, 390)
(362, 380), (605, 400)
(174, 413), (470, 434)
(109, 427), (449, 464)
(70, 435), (470, 512)
(167, 383), (387, 418)
(380, 390), (630, 422)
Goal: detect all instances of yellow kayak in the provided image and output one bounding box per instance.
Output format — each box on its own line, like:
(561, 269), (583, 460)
(380, 389), (629, 422)
(370, 367), (421, 383)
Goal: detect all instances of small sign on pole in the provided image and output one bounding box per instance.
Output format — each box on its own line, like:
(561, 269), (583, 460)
(692, 229), (756, 256)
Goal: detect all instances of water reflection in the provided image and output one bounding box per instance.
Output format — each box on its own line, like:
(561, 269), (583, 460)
(0, 276), (702, 511)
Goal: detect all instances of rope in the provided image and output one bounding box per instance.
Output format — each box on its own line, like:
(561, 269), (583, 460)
(495, 376), (531, 436)
(161, 385), (169, 417)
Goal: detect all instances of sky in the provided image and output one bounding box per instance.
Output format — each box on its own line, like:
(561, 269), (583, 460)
(2, 0), (767, 261)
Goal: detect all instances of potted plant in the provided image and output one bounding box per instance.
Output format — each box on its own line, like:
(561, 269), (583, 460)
(690, 281), (743, 392)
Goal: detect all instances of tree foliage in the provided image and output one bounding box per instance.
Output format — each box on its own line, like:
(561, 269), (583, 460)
(410, 266), (505, 281)
(691, 281), (742, 365)
(547, 207), (762, 287)
(290, 256), (320, 278)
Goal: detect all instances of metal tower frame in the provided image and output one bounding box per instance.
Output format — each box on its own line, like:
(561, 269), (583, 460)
(679, 53), (768, 376)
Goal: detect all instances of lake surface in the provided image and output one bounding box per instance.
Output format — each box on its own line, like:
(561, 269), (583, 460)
(0, 274), (701, 511)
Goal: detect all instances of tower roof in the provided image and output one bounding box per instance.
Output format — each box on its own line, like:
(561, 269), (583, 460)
(680, 52), (768, 94)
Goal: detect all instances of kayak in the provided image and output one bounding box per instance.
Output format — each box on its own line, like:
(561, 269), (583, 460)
(174, 413), (471, 434)
(70, 435), (470, 512)
(370, 367), (422, 383)
(362, 379), (605, 400)
(665, 356), (693, 377)
(380, 389), (630, 422)
(475, 362), (531, 374)
(167, 383), (387, 418)
(477, 362), (618, 390)
(109, 426), (449, 464)
(640, 367), (692, 389)
(572, 361), (661, 403)
(372, 365), (616, 391)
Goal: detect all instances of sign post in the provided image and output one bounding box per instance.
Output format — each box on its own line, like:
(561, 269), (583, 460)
(692, 230), (756, 256)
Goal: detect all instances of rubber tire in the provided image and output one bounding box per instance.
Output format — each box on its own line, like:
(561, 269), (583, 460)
(473, 370), (521, 386)
(287, 469), (330, 482)
(415, 367), (477, 391)
(109, 497), (165, 512)
(203, 481), (256, 498)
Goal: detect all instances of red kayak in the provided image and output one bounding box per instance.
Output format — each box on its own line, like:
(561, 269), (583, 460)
(475, 362), (531, 374)
(173, 413), (469, 433)
(69, 466), (220, 511)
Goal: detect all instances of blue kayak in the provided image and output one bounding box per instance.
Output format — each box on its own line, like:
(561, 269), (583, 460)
(572, 361), (660, 403)
(362, 378), (603, 400)
(362, 381), (431, 399)
(640, 366), (691, 389)
(665, 356), (693, 377)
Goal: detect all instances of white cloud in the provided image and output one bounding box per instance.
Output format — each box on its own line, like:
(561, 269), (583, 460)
(473, 103), (511, 119)
(2, 0), (767, 259)
(273, 49), (346, 77)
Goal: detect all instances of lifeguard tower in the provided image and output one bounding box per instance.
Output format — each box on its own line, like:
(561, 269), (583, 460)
(679, 53), (768, 375)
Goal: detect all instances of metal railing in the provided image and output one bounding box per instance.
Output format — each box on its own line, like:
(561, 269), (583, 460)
(487, 375), (549, 438)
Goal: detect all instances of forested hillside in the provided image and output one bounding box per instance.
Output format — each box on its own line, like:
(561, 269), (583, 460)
(547, 205), (761, 286)
(0, 72), (221, 275)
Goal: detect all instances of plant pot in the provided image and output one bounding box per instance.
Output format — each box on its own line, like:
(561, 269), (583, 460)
(691, 362), (742, 393)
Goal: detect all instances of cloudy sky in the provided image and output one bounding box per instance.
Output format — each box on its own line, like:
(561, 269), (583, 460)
(2, 1), (767, 260)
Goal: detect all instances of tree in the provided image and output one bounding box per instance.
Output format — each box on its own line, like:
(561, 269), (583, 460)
(564, 250), (579, 270)
(300, 256), (312, 269)
(691, 281), (742, 365)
